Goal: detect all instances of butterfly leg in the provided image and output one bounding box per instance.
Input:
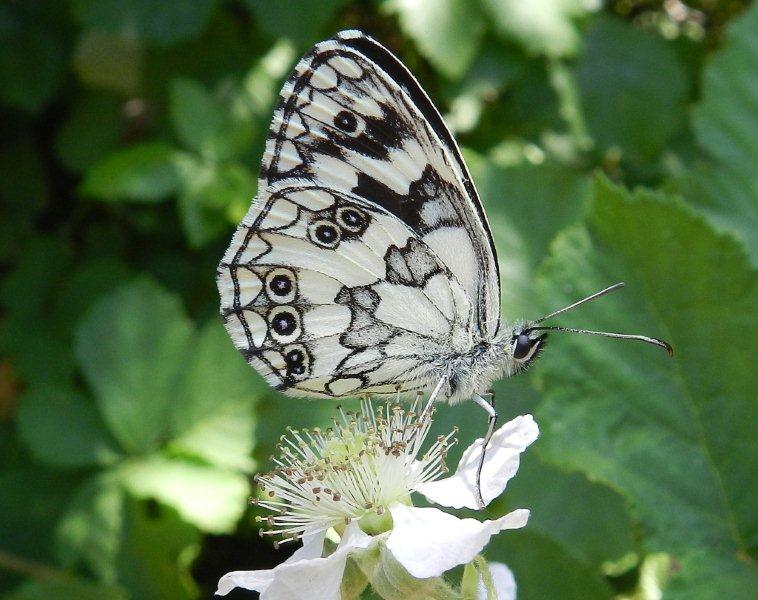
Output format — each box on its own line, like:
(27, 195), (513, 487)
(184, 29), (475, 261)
(472, 391), (497, 509)
(420, 377), (447, 421)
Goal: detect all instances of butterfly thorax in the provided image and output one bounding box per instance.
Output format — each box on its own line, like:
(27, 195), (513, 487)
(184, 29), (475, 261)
(429, 321), (547, 404)
(431, 334), (511, 404)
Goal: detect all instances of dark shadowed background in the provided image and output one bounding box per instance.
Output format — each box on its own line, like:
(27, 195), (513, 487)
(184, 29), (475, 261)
(0, 0), (756, 598)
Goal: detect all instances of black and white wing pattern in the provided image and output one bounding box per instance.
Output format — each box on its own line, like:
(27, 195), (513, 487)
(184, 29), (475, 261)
(217, 30), (501, 398)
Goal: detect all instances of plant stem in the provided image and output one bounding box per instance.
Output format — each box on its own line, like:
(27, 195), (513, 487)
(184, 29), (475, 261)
(0, 549), (63, 580)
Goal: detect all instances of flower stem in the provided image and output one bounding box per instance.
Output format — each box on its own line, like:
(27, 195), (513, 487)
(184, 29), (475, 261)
(356, 543), (463, 600)
(460, 560), (479, 599)
(0, 550), (63, 580)
(474, 555), (497, 600)
(461, 555), (495, 600)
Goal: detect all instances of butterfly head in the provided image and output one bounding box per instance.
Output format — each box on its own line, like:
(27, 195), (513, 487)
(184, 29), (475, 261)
(508, 327), (548, 371)
(507, 283), (673, 370)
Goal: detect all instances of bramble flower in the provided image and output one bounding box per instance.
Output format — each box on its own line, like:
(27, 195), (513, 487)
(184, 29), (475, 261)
(217, 399), (538, 599)
(479, 562), (517, 599)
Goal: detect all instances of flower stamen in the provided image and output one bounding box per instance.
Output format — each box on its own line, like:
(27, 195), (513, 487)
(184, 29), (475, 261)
(252, 396), (457, 542)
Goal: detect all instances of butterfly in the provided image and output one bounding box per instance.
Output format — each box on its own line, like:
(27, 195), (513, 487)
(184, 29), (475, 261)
(217, 30), (672, 506)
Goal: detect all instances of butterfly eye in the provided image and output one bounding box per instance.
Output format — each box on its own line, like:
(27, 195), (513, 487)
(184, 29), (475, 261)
(268, 306), (302, 343)
(308, 220), (341, 248)
(283, 344), (311, 379)
(265, 268), (297, 303)
(334, 110), (359, 134)
(336, 207), (367, 233)
(512, 333), (533, 360)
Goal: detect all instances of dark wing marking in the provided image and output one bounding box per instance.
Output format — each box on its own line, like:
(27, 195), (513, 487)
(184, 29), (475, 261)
(217, 185), (473, 398)
(337, 32), (498, 262)
(258, 30), (501, 339)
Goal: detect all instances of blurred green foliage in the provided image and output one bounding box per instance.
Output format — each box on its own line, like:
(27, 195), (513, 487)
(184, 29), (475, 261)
(1, 1), (756, 598)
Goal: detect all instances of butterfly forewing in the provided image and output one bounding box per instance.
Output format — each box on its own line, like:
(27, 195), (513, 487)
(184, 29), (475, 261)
(218, 31), (501, 398)
(263, 31), (499, 335)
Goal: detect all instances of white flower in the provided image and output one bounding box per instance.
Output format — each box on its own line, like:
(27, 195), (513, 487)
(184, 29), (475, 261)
(417, 414), (539, 509)
(478, 562), (517, 600)
(218, 522), (373, 598)
(217, 399), (539, 599)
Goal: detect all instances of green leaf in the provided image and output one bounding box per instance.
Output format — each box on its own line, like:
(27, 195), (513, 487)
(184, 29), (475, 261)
(170, 78), (224, 157)
(75, 279), (194, 453)
(169, 399), (256, 472)
(0, 3), (70, 112)
(176, 156), (256, 248)
(501, 453), (637, 569)
(51, 258), (134, 339)
(486, 529), (614, 600)
(17, 385), (121, 468)
(243, 0), (347, 46)
(0, 252), (131, 390)
(0, 237), (70, 320)
(677, 4), (758, 263)
(241, 40), (298, 117)
(484, 0), (590, 58)
(576, 17), (690, 164)
(0, 237), (75, 387)
(118, 456), (249, 533)
(674, 166), (758, 264)
(456, 51), (561, 145)
(692, 5), (758, 177)
(55, 475), (125, 584)
(0, 141), (47, 262)
(54, 93), (128, 172)
(169, 320), (261, 471)
(72, 32), (143, 95)
(72, 0), (216, 46)
(170, 78), (253, 161)
(394, 0), (485, 80)
(54, 477), (207, 597)
(80, 142), (182, 203)
(4, 579), (127, 600)
(0, 322), (76, 388)
(534, 177), (756, 587)
(665, 549), (758, 599)
(467, 153), (590, 318)
(444, 39), (528, 134)
(116, 499), (200, 600)
(0, 454), (81, 591)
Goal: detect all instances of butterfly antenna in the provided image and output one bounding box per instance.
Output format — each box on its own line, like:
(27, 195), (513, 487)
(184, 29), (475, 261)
(532, 282), (626, 325)
(526, 325), (673, 356)
(528, 282), (673, 355)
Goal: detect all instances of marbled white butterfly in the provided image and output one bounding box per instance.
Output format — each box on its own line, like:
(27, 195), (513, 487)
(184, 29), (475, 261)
(217, 31), (672, 506)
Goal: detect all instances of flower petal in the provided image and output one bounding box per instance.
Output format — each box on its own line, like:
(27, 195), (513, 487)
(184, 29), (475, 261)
(478, 561), (517, 600)
(217, 569), (275, 596)
(385, 503), (529, 579)
(286, 529), (328, 563)
(417, 415), (539, 509)
(216, 522), (373, 599)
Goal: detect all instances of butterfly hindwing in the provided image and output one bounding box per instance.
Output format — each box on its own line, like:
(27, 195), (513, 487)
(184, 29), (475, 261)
(218, 185), (473, 397)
